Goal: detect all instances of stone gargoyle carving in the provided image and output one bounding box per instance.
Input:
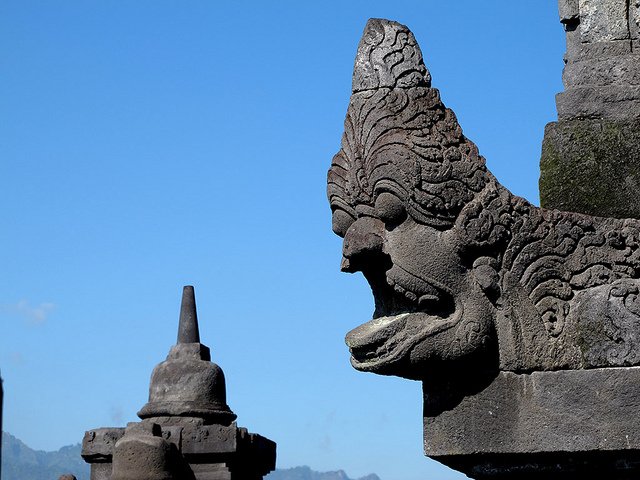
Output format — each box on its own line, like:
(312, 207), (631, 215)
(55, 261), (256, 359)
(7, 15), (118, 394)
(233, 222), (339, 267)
(328, 18), (640, 383)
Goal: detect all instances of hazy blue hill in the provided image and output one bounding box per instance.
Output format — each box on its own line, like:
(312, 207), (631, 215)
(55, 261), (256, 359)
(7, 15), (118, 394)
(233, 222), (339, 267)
(2, 432), (381, 480)
(266, 466), (381, 480)
(1, 432), (89, 480)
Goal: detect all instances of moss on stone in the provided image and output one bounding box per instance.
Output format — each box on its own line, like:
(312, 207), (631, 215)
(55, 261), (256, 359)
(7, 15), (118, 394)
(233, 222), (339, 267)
(540, 119), (640, 218)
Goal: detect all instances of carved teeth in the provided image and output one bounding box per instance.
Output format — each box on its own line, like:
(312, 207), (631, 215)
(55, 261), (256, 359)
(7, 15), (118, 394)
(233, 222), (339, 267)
(405, 291), (417, 302)
(394, 284), (406, 294)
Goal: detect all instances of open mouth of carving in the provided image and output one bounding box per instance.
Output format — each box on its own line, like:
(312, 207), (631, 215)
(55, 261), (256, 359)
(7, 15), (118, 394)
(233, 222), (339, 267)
(346, 263), (459, 372)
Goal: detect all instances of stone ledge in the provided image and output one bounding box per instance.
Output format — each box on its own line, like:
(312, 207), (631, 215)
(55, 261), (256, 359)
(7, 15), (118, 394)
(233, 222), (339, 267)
(556, 85), (640, 120)
(562, 55), (640, 88)
(424, 367), (640, 478)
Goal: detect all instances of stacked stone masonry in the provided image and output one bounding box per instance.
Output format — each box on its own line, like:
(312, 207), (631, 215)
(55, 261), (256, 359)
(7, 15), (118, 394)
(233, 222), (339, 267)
(541, 0), (640, 218)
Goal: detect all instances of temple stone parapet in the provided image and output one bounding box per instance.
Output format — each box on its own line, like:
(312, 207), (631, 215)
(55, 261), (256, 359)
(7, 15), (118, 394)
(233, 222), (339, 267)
(556, 0), (640, 121)
(81, 286), (276, 480)
(540, 0), (640, 218)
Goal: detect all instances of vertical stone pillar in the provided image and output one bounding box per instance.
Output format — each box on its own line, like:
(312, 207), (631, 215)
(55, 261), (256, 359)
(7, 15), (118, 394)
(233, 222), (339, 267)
(540, 0), (640, 218)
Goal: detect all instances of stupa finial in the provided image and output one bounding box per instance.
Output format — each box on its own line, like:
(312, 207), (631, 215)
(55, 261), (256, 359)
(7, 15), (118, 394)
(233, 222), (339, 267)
(177, 285), (200, 344)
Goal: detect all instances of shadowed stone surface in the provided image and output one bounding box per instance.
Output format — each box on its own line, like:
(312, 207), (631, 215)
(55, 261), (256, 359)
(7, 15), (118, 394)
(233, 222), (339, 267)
(540, 119), (640, 218)
(425, 367), (640, 478)
(541, 0), (640, 217)
(329, 17), (640, 479)
(82, 286), (275, 480)
(110, 423), (194, 480)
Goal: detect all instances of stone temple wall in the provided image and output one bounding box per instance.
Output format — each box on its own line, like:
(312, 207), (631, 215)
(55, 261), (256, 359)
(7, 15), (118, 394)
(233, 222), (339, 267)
(540, 0), (640, 218)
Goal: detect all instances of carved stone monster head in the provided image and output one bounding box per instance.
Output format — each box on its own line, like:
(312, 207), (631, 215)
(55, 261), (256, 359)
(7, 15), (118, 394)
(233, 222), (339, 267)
(328, 19), (500, 380)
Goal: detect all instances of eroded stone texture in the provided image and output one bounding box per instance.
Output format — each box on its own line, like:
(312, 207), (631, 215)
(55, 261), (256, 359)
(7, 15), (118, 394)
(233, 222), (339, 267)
(579, 0), (629, 42)
(82, 287), (276, 480)
(329, 17), (640, 478)
(541, 0), (640, 219)
(555, 0), (640, 120)
(110, 422), (194, 480)
(425, 367), (640, 479)
(330, 18), (640, 378)
(633, 1), (640, 41)
(540, 119), (640, 218)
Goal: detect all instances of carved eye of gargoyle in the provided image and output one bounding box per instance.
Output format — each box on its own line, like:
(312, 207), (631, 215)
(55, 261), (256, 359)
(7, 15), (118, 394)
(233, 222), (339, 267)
(472, 257), (500, 301)
(374, 192), (407, 230)
(332, 209), (356, 237)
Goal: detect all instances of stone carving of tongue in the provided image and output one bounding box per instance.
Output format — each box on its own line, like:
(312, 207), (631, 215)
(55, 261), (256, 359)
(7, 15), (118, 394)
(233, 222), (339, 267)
(352, 18), (432, 93)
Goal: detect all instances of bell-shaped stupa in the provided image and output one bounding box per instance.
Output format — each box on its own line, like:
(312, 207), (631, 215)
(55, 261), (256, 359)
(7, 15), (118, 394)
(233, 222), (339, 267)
(138, 286), (236, 425)
(81, 286), (276, 480)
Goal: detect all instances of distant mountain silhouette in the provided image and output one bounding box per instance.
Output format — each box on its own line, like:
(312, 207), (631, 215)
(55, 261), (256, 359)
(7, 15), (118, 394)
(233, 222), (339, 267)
(266, 466), (380, 480)
(1, 432), (381, 480)
(1, 432), (89, 480)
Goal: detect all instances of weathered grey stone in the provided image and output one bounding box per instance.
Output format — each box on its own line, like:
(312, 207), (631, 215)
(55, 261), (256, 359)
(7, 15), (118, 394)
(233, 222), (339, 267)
(82, 286), (276, 480)
(544, 0), (640, 216)
(556, 85), (640, 120)
(425, 367), (640, 478)
(181, 424), (237, 455)
(329, 17), (640, 478)
(138, 287), (236, 425)
(111, 422), (194, 480)
(330, 18), (640, 378)
(555, 0), (640, 120)
(352, 19), (430, 93)
(540, 119), (640, 218)
(578, 0), (630, 42)
(567, 39), (632, 61)
(58, 475), (77, 480)
(177, 285), (200, 344)
(559, 0), (580, 25)
(81, 427), (125, 460)
(562, 55), (640, 88)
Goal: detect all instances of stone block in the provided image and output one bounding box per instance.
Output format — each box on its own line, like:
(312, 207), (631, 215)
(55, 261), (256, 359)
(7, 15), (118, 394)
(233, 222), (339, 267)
(632, 1), (640, 39)
(563, 29), (582, 62)
(562, 55), (640, 88)
(579, 0), (630, 42)
(556, 84), (640, 119)
(540, 118), (640, 218)
(570, 39), (632, 61)
(81, 428), (125, 461)
(424, 367), (640, 478)
(559, 0), (580, 24)
(160, 425), (183, 449)
(189, 464), (232, 480)
(181, 424), (237, 456)
(88, 463), (111, 480)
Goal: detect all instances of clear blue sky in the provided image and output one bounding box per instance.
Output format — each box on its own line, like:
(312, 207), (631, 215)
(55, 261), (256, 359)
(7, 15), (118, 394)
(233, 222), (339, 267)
(0, 2), (564, 479)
